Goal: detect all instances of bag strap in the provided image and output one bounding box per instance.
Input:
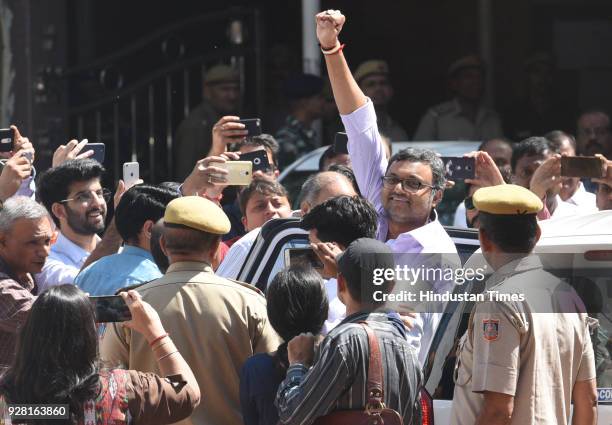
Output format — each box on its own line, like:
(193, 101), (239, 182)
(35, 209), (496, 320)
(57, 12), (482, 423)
(360, 322), (385, 414)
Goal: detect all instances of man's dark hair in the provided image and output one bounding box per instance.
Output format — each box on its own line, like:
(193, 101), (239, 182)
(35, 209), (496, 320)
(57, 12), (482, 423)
(115, 184), (179, 244)
(318, 145), (350, 171)
(238, 179), (288, 217)
(36, 159), (105, 226)
(478, 137), (514, 151)
(479, 213), (539, 253)
(0, 285), (99, 420)
(150, 219), (168, 273)
(328, 164), (361, 196)
(511, 137), (550, 172)
(266, 266), (328, 368)
(301, 195), (377, 248)
(234, 134), (280, 168)
(544, 130), (576, 152)
(387, 148), (446, 190)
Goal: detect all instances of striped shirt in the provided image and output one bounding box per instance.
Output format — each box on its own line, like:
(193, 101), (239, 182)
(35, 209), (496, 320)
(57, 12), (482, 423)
(275, 311), (422, 425)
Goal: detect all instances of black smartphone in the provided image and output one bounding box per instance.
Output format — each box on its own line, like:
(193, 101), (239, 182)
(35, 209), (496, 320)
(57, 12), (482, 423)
(238, 118), (262, 137)
(561, 156), (606, 178)
(284, 248), (324, 269)
(333, 132), (349, 154)
(441, 157), (476, 180)
(239, 149), (271, 173)
(89, 295), (132, 322)
(0, 128), (15, 153)
(84, 142), (105, 164)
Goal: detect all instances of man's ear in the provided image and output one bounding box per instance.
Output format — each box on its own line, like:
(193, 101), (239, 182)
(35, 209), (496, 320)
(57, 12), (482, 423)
(300, 202), (311, 215)
(337, 273), (347, 305)
(208, 238), (221, 260)
(241, 216), (248, 232)
(534, 223), (542, 245)
(478, 228), (494, 252)
(51, 203), (66, 222)
(431, 188), (444, 207)
(160, 234), (168, 257)
(142, 220), (154, 239)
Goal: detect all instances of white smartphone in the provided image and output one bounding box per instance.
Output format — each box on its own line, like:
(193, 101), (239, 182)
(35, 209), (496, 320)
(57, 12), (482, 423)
(122, 162), (140, 188)
(215, 161), (252, 186)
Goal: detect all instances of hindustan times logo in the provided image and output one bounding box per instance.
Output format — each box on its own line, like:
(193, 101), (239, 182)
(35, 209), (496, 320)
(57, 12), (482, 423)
(372, 265), (487, 286)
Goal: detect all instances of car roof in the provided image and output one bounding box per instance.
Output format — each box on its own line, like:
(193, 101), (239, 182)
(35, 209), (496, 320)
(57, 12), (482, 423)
(537, 210), (612, 247)
(278, 140), (482, 178)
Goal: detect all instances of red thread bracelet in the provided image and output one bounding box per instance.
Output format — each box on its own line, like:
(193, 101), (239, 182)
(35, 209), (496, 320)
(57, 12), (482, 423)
(149, 333), (169, 347)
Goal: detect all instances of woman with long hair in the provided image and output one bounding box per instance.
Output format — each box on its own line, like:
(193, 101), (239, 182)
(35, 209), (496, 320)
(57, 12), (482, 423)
(0, 284), (200, 425)
(239, 266), (328, 425)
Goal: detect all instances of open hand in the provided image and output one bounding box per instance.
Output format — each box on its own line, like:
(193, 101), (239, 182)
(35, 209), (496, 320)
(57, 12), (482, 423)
(464, 151), (505, 188)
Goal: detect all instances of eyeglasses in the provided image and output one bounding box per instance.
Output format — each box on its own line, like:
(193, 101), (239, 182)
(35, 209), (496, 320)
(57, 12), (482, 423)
(60, 189), (111, 205)
(381, 176), (435, 193)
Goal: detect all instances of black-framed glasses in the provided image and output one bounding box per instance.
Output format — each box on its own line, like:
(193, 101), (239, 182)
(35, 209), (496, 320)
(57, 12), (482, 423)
(381, 176), (435, 193)
(60, 189), (111, 205)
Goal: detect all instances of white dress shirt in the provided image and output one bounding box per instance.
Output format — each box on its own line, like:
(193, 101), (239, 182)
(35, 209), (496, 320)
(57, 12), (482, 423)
(217, 227), (261, 280)
(342, 100), (460, 366)
(564, 182), (598, 213)
(35, 232), (95, 292)
(322, 278), (346, 335)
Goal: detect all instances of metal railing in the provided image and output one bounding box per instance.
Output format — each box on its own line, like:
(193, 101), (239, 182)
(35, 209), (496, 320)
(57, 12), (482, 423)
(61, 7), (263, 183)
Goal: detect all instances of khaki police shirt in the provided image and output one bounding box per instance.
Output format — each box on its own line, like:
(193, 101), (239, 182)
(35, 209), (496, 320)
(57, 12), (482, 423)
(451, 256), (596, 425)
(100, 261), (281, 425)
(413, 98), (503, 141)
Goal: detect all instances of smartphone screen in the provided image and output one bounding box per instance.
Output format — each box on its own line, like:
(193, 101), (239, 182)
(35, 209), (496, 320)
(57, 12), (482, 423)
(284, 248), (324, 269)
(237, 118), (262, 137)
(561, 156), (606, 178)
(333, 132), (349, 154)
(0, 128), (14, 153)
(89, 295), (132, 322)
(441, 157), (475, 180)
(238, 150), (271, 173)
(84, 143), (106, 164)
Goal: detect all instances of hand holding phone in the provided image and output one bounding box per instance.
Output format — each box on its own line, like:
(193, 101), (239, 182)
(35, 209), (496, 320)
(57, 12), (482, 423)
(84, 142), (105, 164)
(237, 118), (262, 137)
(214, 160), (252, 185)
(118, 290), (166, 341)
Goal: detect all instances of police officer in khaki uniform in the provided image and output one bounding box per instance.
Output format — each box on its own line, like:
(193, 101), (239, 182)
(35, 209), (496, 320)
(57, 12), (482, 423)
(100, 196), (280, 425)
(354, 60), (408, 142)
(413, 55), (503, 141)
(451, 184), (597, 425)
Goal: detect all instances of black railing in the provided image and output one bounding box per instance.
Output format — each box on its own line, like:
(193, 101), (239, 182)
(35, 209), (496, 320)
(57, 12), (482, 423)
(61, 7), (264, 183)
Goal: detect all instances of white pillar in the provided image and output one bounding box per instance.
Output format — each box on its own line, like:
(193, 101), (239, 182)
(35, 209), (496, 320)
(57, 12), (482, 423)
(302, 0), (323, 145)
(302, 0), (321, 75)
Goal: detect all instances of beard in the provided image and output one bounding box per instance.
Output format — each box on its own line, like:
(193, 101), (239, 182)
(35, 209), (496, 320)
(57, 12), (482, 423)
(64, 204), (106, 235)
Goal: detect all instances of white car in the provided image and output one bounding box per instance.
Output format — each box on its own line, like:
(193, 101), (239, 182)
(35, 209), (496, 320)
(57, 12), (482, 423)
(424, 210), (612, 424)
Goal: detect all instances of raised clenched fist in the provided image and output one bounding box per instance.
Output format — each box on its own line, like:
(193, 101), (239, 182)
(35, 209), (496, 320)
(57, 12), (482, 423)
(315, 10), (346, 50)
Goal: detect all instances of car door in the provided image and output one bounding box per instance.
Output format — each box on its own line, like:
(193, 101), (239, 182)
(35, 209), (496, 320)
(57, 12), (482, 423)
(236, 218), (310, 291)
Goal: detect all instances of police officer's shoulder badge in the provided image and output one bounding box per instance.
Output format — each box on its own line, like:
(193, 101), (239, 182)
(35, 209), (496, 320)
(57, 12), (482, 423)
(483, 319), (499, 341)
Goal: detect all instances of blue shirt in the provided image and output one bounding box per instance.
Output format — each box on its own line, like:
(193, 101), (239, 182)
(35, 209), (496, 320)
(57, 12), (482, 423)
(75, 246), (162, 296)
(240, 353), (285, 425)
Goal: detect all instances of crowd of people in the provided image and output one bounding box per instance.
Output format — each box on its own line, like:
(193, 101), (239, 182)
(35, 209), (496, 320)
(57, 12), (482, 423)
(0, 8), (611, 425)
